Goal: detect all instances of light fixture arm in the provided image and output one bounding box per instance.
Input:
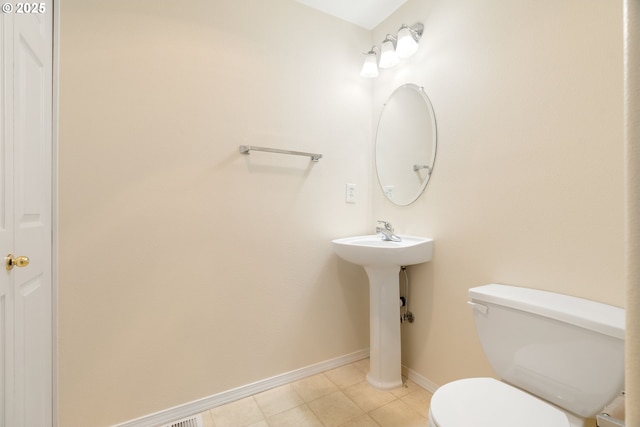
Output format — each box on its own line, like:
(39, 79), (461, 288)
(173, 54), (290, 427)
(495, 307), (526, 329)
(383, 34), (397, 48)
(401, 23), (424, 43)
(363, 45), (380, 55)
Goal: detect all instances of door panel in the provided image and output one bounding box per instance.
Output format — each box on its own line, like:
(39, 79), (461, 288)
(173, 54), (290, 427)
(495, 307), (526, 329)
(17, 274), (47, 427)
(1, 2), (53, 426)
(15, 30), (47, 228)
(14, 9), (53, 426)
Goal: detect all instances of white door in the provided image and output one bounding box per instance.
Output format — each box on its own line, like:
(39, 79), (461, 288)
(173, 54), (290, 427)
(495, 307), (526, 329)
(1, 2), (53, 426)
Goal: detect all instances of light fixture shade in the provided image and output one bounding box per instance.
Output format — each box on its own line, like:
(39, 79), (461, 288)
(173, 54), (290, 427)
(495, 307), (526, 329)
(360, 53), (379, 78)
(379, 40), (400, 69)
(396, 26), (419, 58)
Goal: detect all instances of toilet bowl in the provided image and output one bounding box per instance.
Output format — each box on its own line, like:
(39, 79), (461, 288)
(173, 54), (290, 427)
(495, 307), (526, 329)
(428, 284), (625, 427)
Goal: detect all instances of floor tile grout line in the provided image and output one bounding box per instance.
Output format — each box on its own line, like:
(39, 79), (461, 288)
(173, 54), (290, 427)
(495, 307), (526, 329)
(199, 359), (432, 427)
(250, 395), (267, 425)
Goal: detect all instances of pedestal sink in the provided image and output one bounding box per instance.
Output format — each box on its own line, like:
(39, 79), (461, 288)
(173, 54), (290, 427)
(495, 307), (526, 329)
(332, 235), (433, 390)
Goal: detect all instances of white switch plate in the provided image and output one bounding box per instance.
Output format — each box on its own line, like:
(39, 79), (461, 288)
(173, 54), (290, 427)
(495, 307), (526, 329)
(345, 183), (356, 203)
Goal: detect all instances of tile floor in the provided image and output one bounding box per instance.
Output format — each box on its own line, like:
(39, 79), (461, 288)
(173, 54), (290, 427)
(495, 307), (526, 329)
(198, 359), (432, 427)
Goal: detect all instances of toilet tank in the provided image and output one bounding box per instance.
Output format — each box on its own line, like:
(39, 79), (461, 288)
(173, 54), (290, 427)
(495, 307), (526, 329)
(468, 284), (624, 418)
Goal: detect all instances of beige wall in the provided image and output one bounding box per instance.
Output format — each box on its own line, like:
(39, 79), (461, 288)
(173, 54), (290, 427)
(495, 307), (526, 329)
(58, 0), (628, 425)
(371, 0), (625, 387)
(58, 1), (373, 425)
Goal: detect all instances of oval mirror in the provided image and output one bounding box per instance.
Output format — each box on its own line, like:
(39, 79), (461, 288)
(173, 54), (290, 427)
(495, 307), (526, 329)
(375, 84), (437, 206)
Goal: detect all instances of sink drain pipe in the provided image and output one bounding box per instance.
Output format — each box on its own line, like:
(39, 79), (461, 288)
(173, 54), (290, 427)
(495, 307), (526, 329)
(400, 266), (414, 323)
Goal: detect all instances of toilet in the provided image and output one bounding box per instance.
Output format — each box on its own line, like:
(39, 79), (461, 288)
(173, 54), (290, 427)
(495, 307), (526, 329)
(428, 284), (625, 427)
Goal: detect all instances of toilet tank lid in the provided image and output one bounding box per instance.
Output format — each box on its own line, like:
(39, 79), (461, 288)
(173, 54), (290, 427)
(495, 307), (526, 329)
(468, 284), (624, 340)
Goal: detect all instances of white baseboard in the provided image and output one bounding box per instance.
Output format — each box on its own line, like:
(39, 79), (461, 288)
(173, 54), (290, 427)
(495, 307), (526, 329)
(112, 349), (370, 427)
(402, 365), (439, 394)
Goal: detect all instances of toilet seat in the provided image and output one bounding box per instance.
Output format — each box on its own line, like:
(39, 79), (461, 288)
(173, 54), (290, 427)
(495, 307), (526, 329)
(429, 378), (570, 427)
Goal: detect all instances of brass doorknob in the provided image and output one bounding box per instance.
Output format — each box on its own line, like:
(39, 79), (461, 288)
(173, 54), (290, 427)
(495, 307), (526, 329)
(5, 254), (30, 271)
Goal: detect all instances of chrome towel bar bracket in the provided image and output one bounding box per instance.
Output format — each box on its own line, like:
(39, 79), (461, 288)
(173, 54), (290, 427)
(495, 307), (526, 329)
(239, 145), (322, 162)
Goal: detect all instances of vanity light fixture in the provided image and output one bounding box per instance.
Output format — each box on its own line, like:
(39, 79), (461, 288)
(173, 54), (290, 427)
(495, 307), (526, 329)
(379, 35), (400, 69)
(360, 22), (424, 78)
(396, 23), (424, 58)
(360, 47), (380, 78)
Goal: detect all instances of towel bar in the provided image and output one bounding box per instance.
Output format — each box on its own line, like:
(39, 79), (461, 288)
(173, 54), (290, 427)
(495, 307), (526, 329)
(239, 145), (322, 162)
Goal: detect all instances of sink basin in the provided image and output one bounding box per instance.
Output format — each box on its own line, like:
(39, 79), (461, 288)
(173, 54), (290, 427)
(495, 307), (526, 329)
(332, 234), (434, 390)
(331, 235), (433, 267)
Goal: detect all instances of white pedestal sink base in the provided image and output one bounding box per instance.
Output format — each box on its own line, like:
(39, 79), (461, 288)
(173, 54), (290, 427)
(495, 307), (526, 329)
(364, 265), (403, 390)
(331, 234), (433, 391)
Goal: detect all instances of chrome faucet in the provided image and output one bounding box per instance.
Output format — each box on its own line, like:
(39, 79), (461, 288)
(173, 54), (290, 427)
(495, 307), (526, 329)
(376, 220), (402, 242)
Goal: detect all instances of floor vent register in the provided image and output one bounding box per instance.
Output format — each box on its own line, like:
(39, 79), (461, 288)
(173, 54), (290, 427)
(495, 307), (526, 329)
(160, 414), (203, 427)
